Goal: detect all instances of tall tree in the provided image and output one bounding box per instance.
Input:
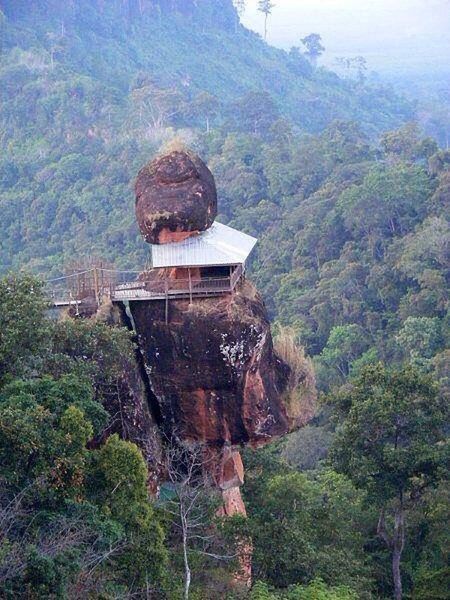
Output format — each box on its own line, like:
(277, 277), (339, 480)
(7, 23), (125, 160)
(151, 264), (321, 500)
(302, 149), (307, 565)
(258, 0), (275, 40)
(238, 447), (372, 593)
(162, 441), (230, 600)
(329, 364), (449, 600)
(185, 92), (219, 133)
(301, 33), (325, 65)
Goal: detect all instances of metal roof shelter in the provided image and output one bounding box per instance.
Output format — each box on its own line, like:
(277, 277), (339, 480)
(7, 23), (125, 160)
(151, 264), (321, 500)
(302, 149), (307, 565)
(151, 222), (257, 268)
(44, 224), (257, 322)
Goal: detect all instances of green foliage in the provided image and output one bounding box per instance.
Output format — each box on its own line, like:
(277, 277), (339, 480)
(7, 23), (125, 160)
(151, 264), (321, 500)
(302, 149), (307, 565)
(89, 434), (168, 589)
(249, 579), (358, 600)
(0, 274), (49, 381)
(380, 122), (438, 161)
(250, 580), (279, 599)
(337, 163), (432, 240)
(47, 317), (135, 403)
(301, 34), (325, 61)
(284, 578), (358, 600)
(316, 324), (369, 385)
(241, 447), (372, 594)
(0, 275), (168, 597)
(396, 316), (443, 368)
(0, 375), (101, 495)
(283, 425), (333, 471)
(92, 433), (149, 524)
(329, 363), (448, 503)
(413, 567), (450, 600)
(0, 383), (168, 596)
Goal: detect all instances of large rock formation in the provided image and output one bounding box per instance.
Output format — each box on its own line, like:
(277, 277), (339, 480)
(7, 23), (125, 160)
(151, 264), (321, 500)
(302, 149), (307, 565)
(124, 149), (315, 586)
(135, 151), (217, 244)
(129, 281), (294, 447)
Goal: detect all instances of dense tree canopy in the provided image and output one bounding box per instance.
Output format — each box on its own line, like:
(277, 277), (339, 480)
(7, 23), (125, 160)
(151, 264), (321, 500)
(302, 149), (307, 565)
(0, 1), (448, 598)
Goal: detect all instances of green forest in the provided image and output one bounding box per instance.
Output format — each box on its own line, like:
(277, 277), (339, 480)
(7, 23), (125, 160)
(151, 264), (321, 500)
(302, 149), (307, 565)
(0, 0), (449, 598)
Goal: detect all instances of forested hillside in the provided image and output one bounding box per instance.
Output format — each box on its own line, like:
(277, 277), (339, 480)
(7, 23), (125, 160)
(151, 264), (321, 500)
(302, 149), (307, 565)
(0, 1), (449, 598)
(0, 0), (413, 274)
(225, 122), (449, 388)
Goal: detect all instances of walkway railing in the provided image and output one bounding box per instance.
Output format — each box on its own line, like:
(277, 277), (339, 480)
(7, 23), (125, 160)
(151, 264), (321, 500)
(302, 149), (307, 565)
(45, 265), (245, 307)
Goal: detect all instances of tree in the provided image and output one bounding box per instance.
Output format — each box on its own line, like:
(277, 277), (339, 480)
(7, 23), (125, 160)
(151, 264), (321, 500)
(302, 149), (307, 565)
(0, 274), (49, 383)
(240, 447), (372, 593)
(0, 376), (126, 598)
(317, 324), (369, 386)
(130, 83), (184, 132)
(330, 364), (449, 600)
(337, 163), (432, 242)
(160, 441), (231, 600)
(0, 375), (106, 494)
(258, 0), (275, 40)
(89, 434), (168, 592)
(184, 92), (219, 133)
(234, 91), (279, 136)
(335, 56), (367, 82)
(283, 425), (333, 471)
(396, 316), (443, 368)
(0, 485), (125, 598)
(381, 123), (438, 162)
(301, 34), (325, 65)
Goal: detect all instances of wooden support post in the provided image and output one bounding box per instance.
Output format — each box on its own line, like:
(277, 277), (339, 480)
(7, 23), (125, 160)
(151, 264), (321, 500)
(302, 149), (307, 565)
(93, 266), (100, 306)
(188, 268), (193, 305)
(165, 278), (169, 325)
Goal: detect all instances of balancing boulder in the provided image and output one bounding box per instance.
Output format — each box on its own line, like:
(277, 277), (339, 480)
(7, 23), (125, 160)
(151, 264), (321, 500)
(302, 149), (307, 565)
(135, 150), (217, 244)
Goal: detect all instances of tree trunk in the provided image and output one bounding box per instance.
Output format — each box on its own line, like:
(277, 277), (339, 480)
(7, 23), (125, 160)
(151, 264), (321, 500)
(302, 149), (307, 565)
(182, 513), (191, 600)
(392, 506), (405, 600)
(377, 505), (405, 600)
(392, 546), (402, 600)
(183, 539), (191, 600)
(264, 14), (268, 40)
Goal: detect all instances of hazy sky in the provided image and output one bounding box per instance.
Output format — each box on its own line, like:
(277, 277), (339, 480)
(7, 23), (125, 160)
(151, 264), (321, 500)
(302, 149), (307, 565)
(241, 0), (450, 74)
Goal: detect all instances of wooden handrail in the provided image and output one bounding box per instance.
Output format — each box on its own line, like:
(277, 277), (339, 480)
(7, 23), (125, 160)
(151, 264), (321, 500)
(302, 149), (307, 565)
(48, 267), (246, 305)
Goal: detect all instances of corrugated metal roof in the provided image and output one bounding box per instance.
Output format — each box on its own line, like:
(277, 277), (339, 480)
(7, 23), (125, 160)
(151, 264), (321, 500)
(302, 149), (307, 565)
(151, 222), (257, 268)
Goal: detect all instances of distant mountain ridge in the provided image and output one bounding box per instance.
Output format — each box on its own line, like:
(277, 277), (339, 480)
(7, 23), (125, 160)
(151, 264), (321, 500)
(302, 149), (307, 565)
(1, 0), (412, 132)
(1, 0), (236, 28)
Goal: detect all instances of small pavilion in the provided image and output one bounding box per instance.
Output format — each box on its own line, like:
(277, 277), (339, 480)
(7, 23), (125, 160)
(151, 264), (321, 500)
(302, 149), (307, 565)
(113, 222), (257, 305)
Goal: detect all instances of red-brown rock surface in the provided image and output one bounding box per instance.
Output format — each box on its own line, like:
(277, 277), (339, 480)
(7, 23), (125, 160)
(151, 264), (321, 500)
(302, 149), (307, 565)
(129, 282), (296, 446)
(135, 151), (217, 244)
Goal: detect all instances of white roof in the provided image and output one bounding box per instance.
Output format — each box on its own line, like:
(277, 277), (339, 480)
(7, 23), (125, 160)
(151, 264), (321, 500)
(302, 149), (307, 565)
(151, 222), (257, 268)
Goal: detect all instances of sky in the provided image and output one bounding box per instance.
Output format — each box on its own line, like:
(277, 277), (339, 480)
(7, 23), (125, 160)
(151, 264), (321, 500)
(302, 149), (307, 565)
(241, 0), (450, 74)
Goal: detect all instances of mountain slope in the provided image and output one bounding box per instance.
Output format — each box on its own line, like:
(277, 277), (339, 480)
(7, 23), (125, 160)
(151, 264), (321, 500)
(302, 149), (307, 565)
(0, 0), (414, 274)
(1, 0), (412, 133)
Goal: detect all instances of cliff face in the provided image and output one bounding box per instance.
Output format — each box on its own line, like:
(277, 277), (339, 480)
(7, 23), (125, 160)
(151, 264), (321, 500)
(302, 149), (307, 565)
(129, 281), (292, 447)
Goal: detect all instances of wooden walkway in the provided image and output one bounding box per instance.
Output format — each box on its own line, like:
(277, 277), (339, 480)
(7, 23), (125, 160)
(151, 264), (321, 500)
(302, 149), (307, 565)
(46, 265), (244, 310)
